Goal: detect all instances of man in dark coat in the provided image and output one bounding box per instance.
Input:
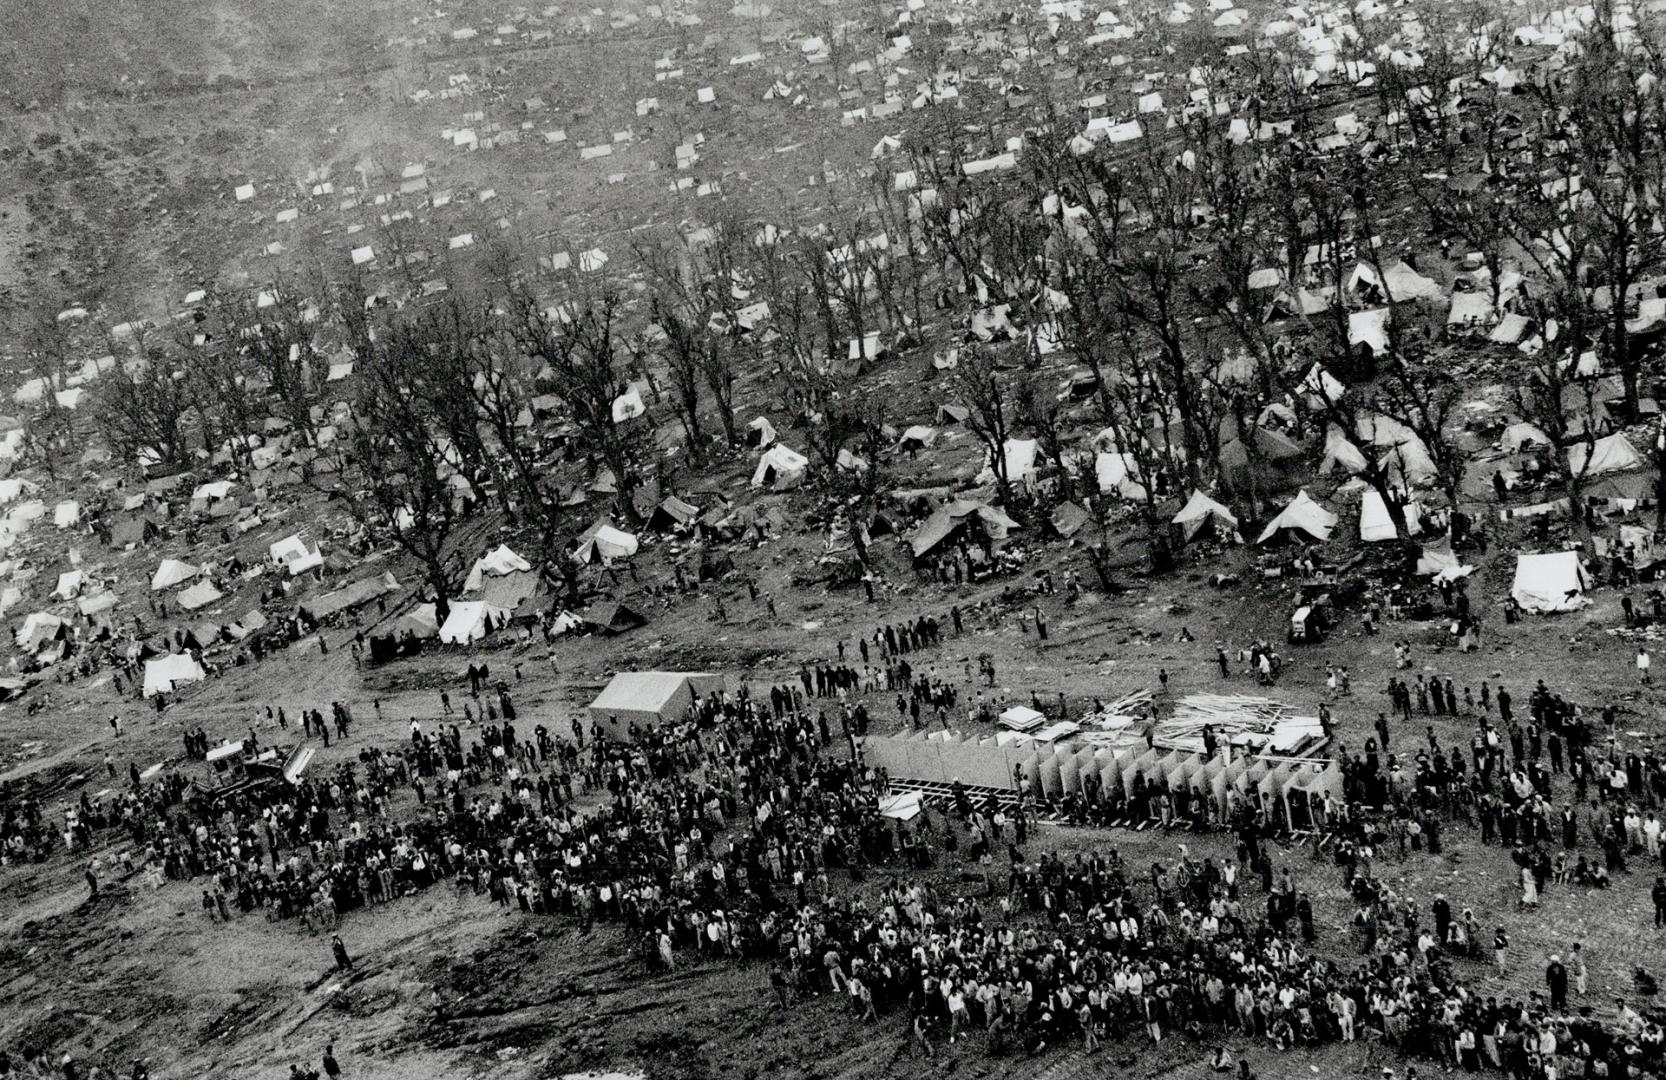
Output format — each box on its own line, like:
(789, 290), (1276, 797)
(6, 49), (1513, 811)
(1546, 955), (1569, 1011)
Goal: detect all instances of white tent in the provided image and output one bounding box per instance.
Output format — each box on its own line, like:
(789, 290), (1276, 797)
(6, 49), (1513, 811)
(177, 579), (224, 611)
(9, 500), (45, 524)
(1512, 550), (1591, 613)
(1501, 422), (1552, 452)
(611, 387), (647, 422)
(0, 478), (37, 505)
(438, 601), (511, 644)
(151, 559), (200, 591)
(269, 534), (324, 576)
(751, 444), (809, 490)
(269, 534), (309, 563)
(982, 438), (1039, 488)
(1171, 490), (1240, 542)
(575, 525), (640, 564)
(1348, 260), (1443, 301)
(15, 612), (63, 651)
(392, 603), (439, 639)
(1415, 537), (1473, 579)
(77, 590), (117, 616)
(1568, 433), (1644, 477)
(1319, 428), (1368, 474)
(1348, 308), (1391, 352)
(746, 416), (777, 448)
(1095, 451), (1148, 499)
(1379, 438), (1437, 486)
(191, 480), (236, 502)
(463, 544), (534, 591)
(1256, 490), (1338, 544)
(50, 570), (84, 600)
(53, 501), (80, 528)
(1359, 489), (1421, 541)
(143, 653), (207, 697)
(1299, 364), (1346, 405)
(898, 425), (938, 451)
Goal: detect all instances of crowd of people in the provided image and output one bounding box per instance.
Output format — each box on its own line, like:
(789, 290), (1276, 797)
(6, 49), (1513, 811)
(13, 630), (1666, 1080)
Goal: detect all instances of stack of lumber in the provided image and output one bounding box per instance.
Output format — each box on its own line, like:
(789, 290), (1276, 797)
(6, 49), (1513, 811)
(1078, 688), (1153, 731)
(1153, 693), (1300, 753)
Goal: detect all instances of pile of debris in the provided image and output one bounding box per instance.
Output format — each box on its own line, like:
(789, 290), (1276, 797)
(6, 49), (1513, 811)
(1152, 694), (1325, 756)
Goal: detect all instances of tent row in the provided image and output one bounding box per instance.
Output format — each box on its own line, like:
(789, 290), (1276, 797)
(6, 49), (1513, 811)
(862, 728), (1340, 828)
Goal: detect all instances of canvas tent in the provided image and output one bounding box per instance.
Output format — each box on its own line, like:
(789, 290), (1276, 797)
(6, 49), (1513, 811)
(270, 535), (324, 575)
(392, 603), (439, 639)
(437, 601), (510, 644)
(1256, 491), (1337, 544)
(1171, 490), (1240, 542)
(1358, 490), (1421, 542)
(177, 579), (224, 611)
(1501, 422), (1552, 452)
(1415, 537), (1473, 579)
(143, 653), (207, 697)
(574, 524), (640, 564)
(151, 559), (199, 591)
(297, 572), (397, 622)
(463, 544), (533, 591)
(77, 591), (117, 617)
(477, 570), (542, 613)
(107, 516), (159, 548)
(1319, 428), (1368, 475)
(1095, 452), (1147, 500)
(51, 570), (84, 600)
(16, 612), (64, 652)
(897, 426), (938, 452)
(583, 601), (647, 635)
(1511, 551), (1591, 613)
(751, 445), (808, 490)
(648, 495), (700, 531)
(982, 439), (1040, 489)
(908, 499), (1020, 560)
(746, 416), (776, 448)
(587, 671), (726, 741)
(1378, 437), (1438, 487)
(1567, 433), (1644, 477)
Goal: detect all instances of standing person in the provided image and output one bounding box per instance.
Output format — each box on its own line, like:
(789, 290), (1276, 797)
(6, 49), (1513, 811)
(911, 1011), (934, 1059)
(1546, 953), (1569, 1012)
(1297, 892), (1315, 943)
(332, 935), (353, 971)
(1494, 926), (1510, 973)
(1572, 943), (1589, 995)
(321, 1046), (341, 1080)
(658, 930), (674, 972)
(769, 962), (790, 1010)
(1642, 646), (1654, 685)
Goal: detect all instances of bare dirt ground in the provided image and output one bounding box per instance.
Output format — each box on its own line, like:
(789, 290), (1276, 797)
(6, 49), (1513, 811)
(2, 0), (1663, 1077)
(3, 506), (1664, 1080)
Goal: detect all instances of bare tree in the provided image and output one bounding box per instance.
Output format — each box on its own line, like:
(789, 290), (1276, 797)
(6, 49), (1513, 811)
(322, 305), (477, 622)
(502, 281), (646, 522)
(95, 330), (194, 473)
(948, 344), (1014, 502)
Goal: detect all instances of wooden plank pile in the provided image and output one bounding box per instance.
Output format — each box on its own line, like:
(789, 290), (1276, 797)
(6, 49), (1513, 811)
(1153, 693), (1295, 752)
